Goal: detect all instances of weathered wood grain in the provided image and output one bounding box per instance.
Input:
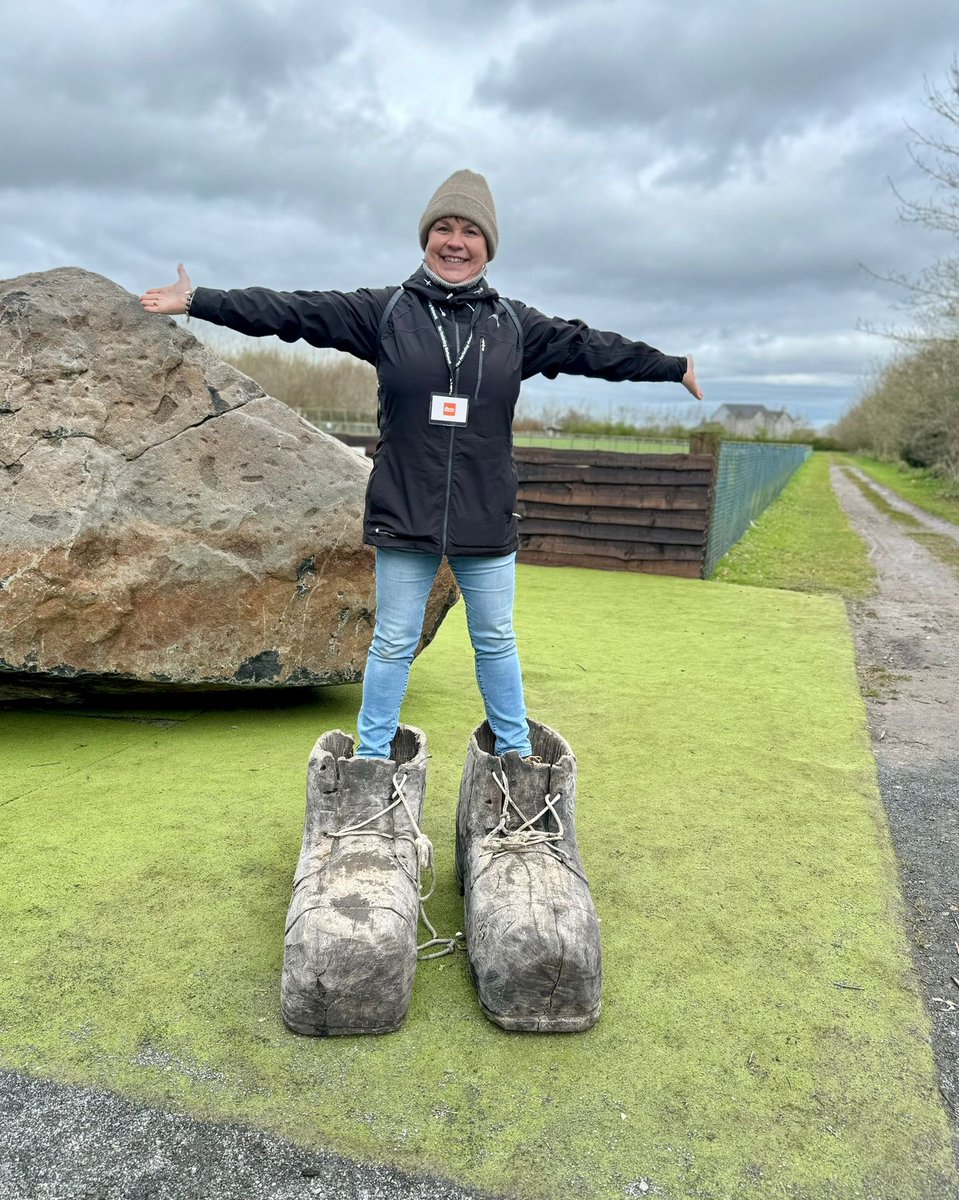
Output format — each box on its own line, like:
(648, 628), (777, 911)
(515, 447), (713, 471)
(517, 500), (709, 531)
(517, 462), (713, 486)
(280, 725), (427, 1037)
(521, 534), (702, 561)
(518, 518), (706, 546)
(517, 550), (703, 576)
(512, 447), (714, 577)
(456, 720), (602, 1032)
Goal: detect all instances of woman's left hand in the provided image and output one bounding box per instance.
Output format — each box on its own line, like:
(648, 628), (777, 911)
(682, 354), (703, 401)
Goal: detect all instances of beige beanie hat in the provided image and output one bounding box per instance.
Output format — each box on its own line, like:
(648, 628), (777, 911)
(418, 169), (499, 261)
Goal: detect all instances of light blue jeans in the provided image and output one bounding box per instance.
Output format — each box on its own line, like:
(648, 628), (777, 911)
(357, 549), (532, 759)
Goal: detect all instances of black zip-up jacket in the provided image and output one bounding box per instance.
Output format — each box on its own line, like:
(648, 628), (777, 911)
(190, 268), (687, 557)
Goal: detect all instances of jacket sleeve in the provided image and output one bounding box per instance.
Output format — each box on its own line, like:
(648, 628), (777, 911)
(188, 286), (395, 364)
(509, 298), (687, 385)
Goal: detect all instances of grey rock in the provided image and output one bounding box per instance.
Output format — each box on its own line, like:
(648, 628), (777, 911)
(0, 267), (456, 690)
(456, 720), (603, 1032)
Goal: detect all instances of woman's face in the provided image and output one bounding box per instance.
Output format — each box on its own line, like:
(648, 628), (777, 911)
(424, 216), (488, 283)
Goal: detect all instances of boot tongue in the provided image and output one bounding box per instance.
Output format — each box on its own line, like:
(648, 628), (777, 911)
(500, 751), (552, 830)
(335, 757), (398, 832)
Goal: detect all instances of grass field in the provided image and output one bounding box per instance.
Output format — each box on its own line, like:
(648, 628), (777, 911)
(1, 564), (953, 1199)
(512, 433), (689, 454)
(846, 455), (959, 525)
(711, 453), (876, 597)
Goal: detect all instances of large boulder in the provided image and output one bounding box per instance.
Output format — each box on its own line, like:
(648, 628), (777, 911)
(0, 268), (457, 691)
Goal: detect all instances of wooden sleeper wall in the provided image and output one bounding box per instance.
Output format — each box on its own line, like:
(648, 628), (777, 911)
(514, 447), (714, 578)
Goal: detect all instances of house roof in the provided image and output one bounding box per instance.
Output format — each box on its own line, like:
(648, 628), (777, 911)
(711, 404), (798, 422)
(712, 404), (770, 419)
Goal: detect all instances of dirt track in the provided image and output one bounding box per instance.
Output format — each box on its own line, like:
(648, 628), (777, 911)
(830, 464), (959, 1131)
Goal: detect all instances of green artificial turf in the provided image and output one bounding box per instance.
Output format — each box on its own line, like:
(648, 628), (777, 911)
(0, 567), (954, 1198)
(846, 456), (959, 526)
(711, 453), (876, 598)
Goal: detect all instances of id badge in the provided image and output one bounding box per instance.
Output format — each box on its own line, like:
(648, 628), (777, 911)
(429, 393), (470, 426)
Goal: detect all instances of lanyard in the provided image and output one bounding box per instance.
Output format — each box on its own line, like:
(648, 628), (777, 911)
(427, 301), (482, 395)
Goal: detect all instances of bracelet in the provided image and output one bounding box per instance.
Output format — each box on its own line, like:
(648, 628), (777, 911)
(183, 288), (195, 318)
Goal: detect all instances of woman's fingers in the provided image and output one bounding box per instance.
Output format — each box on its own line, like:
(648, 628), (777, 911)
(139, 265), (190, 315)
(683, 354), (703, 400)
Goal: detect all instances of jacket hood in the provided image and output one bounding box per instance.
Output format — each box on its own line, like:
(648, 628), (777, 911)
(402, 265), (499, 307)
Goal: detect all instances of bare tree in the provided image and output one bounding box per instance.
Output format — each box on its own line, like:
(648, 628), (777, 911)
(886, 60), (959, 342)
(838, 65), (959, 477)
(898, 60), (959, 241)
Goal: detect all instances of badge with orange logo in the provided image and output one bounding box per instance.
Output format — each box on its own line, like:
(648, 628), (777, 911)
(429, 393), (470, 426)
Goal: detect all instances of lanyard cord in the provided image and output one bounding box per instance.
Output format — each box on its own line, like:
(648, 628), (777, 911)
(427, 301), (482, 395)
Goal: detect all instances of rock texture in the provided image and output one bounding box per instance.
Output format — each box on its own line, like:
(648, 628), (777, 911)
(0, 268), (456, 689)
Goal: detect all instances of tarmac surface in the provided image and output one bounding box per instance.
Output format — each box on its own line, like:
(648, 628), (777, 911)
(0, 1067), (502, 1200)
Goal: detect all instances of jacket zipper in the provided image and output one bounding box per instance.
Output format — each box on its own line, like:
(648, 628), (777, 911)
(440, 312), (460, 555)
(476, 336), (485, 401)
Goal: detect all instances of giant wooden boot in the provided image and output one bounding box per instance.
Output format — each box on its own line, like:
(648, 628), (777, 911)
(281, 726), (429, 1036)
(456, 720), (602, 1032)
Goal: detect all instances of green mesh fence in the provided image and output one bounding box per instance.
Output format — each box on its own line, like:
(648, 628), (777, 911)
(704, 441), (811, 577)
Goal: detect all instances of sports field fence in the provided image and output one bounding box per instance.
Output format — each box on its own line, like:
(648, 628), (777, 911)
(701, 438), (812, 577)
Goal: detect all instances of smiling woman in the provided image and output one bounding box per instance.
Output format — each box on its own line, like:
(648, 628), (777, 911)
(139, 167), (701, 1038)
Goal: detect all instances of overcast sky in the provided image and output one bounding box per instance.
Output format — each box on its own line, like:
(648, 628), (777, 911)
(3, 0), (957, 428)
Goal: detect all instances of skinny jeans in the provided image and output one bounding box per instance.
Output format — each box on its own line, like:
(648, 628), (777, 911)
(357, 549), (532, 759)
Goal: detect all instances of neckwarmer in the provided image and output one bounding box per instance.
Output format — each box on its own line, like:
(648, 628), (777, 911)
(421, 261), (489, 291)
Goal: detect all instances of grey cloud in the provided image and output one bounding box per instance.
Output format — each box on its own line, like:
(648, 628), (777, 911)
(1, 0), (950, 428)
(479, 0), (957, 163)
(5, 0), (347, 113)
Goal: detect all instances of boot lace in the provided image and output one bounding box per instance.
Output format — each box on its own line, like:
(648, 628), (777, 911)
(328, 770), (459, 960)
(482, 770), (567, 861)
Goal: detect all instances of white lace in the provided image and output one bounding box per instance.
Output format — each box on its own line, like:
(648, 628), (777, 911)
(481, 769), (565, 858)
(330, 770), (458, 960)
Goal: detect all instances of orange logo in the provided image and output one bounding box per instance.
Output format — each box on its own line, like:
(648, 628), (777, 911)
(443, 401), (457, 417)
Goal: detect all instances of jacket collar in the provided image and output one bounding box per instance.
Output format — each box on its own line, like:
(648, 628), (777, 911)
(402, 265), (499, 307)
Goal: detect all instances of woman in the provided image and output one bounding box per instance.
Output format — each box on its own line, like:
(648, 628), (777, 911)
(141, 169), (703, 763)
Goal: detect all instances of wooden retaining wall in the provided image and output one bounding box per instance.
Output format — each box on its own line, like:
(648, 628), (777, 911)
(514, 446), (714, 578)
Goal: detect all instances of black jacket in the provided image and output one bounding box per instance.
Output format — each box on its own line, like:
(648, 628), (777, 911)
(190, 268), (687, 556)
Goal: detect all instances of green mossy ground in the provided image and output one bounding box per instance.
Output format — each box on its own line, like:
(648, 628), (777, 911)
(0, 567), (954, 1198)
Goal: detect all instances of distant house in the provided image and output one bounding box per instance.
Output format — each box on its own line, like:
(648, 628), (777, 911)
(705, 404), (802, 438)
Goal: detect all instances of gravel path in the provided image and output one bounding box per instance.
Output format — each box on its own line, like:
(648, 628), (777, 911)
(0, 1068), (504, 1200)
(830, 464), (959, 1137)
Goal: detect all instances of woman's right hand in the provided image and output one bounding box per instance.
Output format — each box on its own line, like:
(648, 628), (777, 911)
(140, 263), (192, 315)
